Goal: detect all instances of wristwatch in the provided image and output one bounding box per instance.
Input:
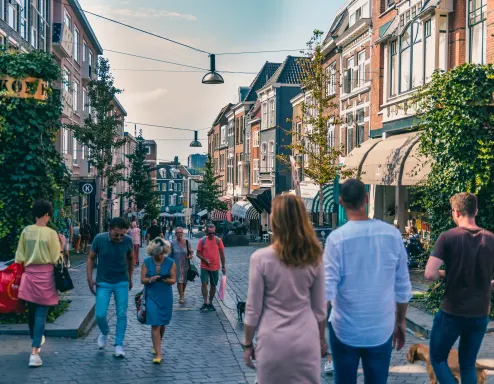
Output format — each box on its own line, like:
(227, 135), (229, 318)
(242, 343), (254, 350)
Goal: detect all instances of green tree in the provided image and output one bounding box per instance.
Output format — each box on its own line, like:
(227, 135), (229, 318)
(414, 64), (494, 317)
(197, 155), (227, 218)
(0, 50), (70, 260)
(286, 30), (352, 227)
(124, 134), (160, 222)
(66, 57), (125, 232)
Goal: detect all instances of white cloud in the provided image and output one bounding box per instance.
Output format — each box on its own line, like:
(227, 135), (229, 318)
(123, 88), (168, 105)
(87, 6), (197, 21)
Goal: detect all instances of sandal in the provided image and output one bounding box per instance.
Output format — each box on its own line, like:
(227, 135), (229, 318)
(179, 297), (185, 304)
(152, 358), (162, 364)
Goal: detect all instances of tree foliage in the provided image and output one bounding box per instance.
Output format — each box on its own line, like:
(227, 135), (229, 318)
(124, 134), (160, 222)
(66, 57), (125, 231)
(197, 155), (227, 216)
(415, 64), (494, 238)
(0, 50), (70, 260)
(286, 30), (353, 226)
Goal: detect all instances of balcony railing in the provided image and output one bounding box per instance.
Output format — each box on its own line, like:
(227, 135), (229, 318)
(52, 23), (74, 58)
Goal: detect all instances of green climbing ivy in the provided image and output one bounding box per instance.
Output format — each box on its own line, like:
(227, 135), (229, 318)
(0, 49), (70, 261)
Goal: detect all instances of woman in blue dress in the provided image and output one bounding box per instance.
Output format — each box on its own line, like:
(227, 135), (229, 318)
(141, 238), (176, 364)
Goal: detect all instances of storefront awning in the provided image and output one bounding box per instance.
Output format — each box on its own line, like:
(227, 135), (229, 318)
(197, 209), (208, 217)
(401, 139), (433, 186)
(341, 138), (382, 180)
(299, 183), (335, 214)
(247, 188), (272, 214)
(231, 200), (252, 219)
(360, 132), (418, 186)
(210, 209), (228, 221)
(246, 205), (260, 220)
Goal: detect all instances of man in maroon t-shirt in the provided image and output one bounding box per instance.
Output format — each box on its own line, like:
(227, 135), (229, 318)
(425, 193), (494, 383)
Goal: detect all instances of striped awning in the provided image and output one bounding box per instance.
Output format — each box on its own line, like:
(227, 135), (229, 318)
(246, 205), (260, 220)
(231, 200), (251, 219)
(210, 209), (227, 221)
(312, 183), (335, 214)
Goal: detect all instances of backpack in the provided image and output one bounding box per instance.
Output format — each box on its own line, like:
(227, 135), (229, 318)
(201, 236), (220, 247)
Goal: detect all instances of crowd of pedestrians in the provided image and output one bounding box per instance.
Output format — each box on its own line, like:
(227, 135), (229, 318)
(11, 180), (494, 383)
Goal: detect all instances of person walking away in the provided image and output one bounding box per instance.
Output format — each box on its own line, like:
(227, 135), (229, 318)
(141, 224), (148, 246)
(324, 179), (412, 384)
(196, 224), (225, 312)
(80, 218), (91, 254)
(129, 221), (141, 266)
(141, 238), (176, 364)
(243, 194), (327, 383)
(188, 222), (193, 239)
(57, 209), (72, 268)
(425, 193), (494, 384)
(72, 222), (81, 254)
(161, 221), (168, 240)
(87, 217), (134, 358)
(168, 222), (174, 241)
(15, 200), (62, 367)
(146, 219), (162, 242)
(171, 227), (193, 304)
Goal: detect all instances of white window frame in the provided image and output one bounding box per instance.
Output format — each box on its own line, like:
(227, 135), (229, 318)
(261, 142), (267, 169)
(328, 122), (335, 148)
(468, 0), (487, 64)
(63, 9), (71, 29)
(269, 98), (275, 128)
(326, 62), (336, 96)
(144, 146), (151, 155)
(73, 27), (80, 62)
(160, 195), (166, 207)
(8, 2), (17, 31)
(261, 101), (268, 130)
(253, 130), (260, 147)
(63, 68), (70, 93)
(296, 122), (302, 140)
(245, 131), (251, 153)
(357, 50), (366, 88)
(346, 113), (354, 154)
(253, 159), (260, 185)
(221, 125), (226, 144)
(63, 128), (69, 154)
(268, 140), (275, 169)
(346, 57), (354, 93)
(73, 80), (79, 113)
(157, 183), (160, 191)
(162, 182), (167, 191)
(356, 109), (365, 146)
(82, 88), (87, 112)
(82, 40), (87, 62)
(72, 136), (77, 164)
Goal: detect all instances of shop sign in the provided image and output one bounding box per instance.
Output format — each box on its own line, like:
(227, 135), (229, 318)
(80, 182), (95, 195)
(0, 76), (48, 101)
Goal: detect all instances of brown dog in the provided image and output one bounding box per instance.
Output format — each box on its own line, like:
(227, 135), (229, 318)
(406, 343), (490, 384)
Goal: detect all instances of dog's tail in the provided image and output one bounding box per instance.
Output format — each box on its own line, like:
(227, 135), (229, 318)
(406, 344), (429, 364)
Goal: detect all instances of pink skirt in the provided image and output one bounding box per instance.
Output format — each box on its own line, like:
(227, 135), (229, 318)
(19, 264), (58, 306)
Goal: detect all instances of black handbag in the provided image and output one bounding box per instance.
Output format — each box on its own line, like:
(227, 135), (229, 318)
(187, 263), (199, 282)
(54, 259), (74, 292)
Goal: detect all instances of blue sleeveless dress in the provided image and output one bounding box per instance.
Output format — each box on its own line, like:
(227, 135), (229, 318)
(144, 256), (175, 326)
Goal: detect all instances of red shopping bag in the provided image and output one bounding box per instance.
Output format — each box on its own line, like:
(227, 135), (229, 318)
(0, 262), (25, 313)
(218, 275), (227, 301)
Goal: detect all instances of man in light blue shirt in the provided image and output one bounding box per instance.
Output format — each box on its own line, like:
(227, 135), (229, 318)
(324, 179), (412, 384)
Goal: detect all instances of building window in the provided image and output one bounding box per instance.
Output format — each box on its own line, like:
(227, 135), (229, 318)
(328, 122), (335, 148)
(356, 109), (365, 145)
(268, 141), (275, 169)
(424, 20), (434, 81)
(160, 195), (166, 207)
(253, 130), (260, 147)
(235, 154), (239, 184)
(295, 122), (302, 141)
(63, 129), (69, 154)
(63, 68), (70, 92)
(390, 40), (398, 96)
(469, 0), (486, 64)
(228, 154), (234, 183)
(246, 131), (251, 153)
(221, 125), (226, 144)
(157, 183), (160, 191)
(88, 50), (93, 69)
(357, 50), (366, 87)
(83, 40), (87, 61)
(20, 0), (27, 40)
(74, 27), (80, 62)
(8, 2), (17, 30)
(326, 62), (336, 96)
(64, 9), (71, 29)
(253, 159), (259, 185)
(345, 57), (354, 93)
(261, 142), (267, 170)
(73, 80), (79, 112)
(269, 99), (275, 128)
(346, 114), (354, 154)
(400, 26), (411, 93)
(72, 136), (77, 164)
(261, 101), (268, 130)
(397, 22), (424, 94)
(178, 183), (181, 192)
(144, 146), (151, 155)
(82, 88), (87, 111)
(162, 182), (167, 190)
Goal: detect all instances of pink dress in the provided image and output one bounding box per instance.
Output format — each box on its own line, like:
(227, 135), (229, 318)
(19, 264), (58, 306)
(245, 246), (326, 384)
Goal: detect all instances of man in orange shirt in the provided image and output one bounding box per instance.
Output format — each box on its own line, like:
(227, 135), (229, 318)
(197, 224), (226, 312)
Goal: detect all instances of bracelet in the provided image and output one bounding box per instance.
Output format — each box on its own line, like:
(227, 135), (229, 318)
(242, 343), (254, 350)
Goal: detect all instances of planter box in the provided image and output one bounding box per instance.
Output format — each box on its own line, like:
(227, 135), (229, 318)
(223, 234), (249, 247)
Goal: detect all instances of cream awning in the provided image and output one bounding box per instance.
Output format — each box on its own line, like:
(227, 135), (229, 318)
(401, 140), (433, 186)
(341, 139), (382, 180)
(360, 132), (418, 186)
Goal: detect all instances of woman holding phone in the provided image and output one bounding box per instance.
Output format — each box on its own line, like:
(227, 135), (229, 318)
(141, 238), (176, 364)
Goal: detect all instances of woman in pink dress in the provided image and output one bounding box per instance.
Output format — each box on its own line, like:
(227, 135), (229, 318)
(243, 194), (328, 383)
(129, 221), (141, 266)
(15, 200), (61, 367)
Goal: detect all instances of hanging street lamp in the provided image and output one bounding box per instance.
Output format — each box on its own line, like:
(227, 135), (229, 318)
(202, 54), (224, 85)
(190, 130), (202, 147)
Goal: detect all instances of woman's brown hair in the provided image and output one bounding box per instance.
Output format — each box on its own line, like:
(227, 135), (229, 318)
(271, 194), (322, 267)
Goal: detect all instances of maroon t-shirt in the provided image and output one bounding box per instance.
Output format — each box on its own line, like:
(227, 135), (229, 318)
(433, 227), (494, 317)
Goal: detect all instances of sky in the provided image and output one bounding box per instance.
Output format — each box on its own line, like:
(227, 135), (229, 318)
(79, 0), (347, 163)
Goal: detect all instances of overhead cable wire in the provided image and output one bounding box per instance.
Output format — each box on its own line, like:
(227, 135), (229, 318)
(126, 122), (210, 132)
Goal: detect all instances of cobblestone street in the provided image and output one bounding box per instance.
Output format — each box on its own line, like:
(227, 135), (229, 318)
(0, 239), (493, 383)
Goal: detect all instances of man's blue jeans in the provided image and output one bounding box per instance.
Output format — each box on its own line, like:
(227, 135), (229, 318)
(95, 281), (129, 346)
(329, 323), (392, 384)
(430, 310), (488, 384)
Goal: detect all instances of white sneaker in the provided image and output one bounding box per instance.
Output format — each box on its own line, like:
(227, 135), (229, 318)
(67, 261), (71, 268)
(41, 335), (45, 346)
(114, 345), (125, 358)
(97, 333), (108, 349)
(324, 361), (334, 374)
(29, 354), (43, 367)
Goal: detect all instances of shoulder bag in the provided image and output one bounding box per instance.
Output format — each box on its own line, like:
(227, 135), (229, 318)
(54, 258), (74, 293)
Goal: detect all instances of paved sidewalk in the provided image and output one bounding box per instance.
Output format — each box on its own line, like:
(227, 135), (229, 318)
(0, 245), (249, 384)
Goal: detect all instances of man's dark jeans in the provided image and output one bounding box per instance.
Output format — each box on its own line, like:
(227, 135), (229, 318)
(329, 323), (392, 384)
(430, 310), (489, 384)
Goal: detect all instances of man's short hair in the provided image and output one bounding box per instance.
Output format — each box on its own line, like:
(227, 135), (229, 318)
(340, 179), (367, 210)
(450, 193), (477, 218)
(33, 200), (53, 219)
(207, 224), (216, 231)
(109, 217), (129, 230)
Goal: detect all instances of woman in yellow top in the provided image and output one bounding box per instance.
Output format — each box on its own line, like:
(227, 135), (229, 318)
(15, 200), (61, 368)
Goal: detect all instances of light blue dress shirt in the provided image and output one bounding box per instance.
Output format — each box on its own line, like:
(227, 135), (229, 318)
(324, 219), (412, 348)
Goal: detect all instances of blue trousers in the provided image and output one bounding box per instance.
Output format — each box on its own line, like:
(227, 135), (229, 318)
(329, 323), (392, 384)
(27, 302), (48, 348)
(430, 310), (488, 384)
(95, 281), (129, 346)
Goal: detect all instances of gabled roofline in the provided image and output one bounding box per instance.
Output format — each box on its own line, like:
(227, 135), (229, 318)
(70, 0), (103, 55)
